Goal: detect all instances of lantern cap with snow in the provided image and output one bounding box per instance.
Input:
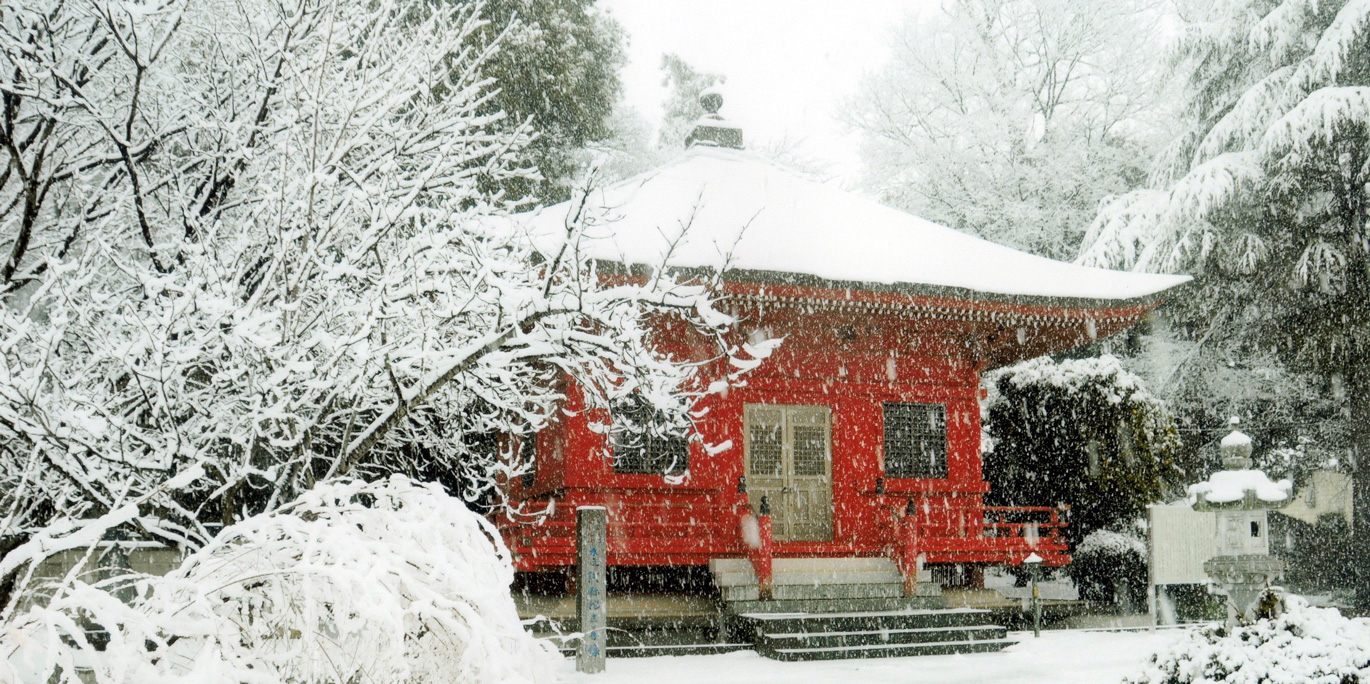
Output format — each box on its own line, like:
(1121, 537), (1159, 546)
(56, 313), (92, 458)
(1188, 417), (1292, 512)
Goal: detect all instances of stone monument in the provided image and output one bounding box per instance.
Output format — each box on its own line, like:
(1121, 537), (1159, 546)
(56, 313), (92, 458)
(1188, 418), (1292, 627)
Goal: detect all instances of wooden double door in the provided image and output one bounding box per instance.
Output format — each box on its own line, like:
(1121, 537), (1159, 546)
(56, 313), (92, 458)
(744, 404), (833, 541)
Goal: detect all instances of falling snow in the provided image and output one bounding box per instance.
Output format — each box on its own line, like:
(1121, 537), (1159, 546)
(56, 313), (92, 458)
(2, 0), (1368, 681)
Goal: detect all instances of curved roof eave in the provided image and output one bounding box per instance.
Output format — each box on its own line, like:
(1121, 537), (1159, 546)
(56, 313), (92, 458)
(598, 260), (1188, 314)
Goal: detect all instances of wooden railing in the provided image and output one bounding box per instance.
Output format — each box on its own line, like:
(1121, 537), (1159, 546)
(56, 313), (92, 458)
(880, 499), (1070, 586)
(965, 506), (1068, 544)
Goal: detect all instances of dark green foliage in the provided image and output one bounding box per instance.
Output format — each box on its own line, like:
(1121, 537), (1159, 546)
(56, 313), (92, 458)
(1164, 584), (1227, 623)
(470, 0), (627, 203)
(983, 357), (1181, 549)
(1275, 513), (1358, 593)
(1068, 532), (1149, 608)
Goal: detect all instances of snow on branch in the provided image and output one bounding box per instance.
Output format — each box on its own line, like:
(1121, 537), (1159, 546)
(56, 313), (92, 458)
(1247, 0), (1322, 64)
(1170, 151), (1264, 220)
(1260, 86), (1370, 164)
(1082, 0), (1370, 282)
(1078, 189), (1171, 271)
(1193, 66), (1298, 165)
(1301, 0), (1370, 87)
(0, 0), (748, 614)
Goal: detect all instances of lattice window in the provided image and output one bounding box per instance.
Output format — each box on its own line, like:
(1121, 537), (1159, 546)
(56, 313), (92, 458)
(792, 426), (827, 476)
(748, 422), (784, 476)
(883, 402), (947, 479)
(611, 396), (689, 475)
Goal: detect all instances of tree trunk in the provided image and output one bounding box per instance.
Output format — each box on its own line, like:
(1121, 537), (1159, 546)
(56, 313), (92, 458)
(1349, 179), (1370, 612)
(1351, 358), (1370, 612)
(0, 532), (31, 616)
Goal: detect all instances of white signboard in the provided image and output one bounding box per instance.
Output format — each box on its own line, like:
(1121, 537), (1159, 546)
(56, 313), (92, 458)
(1148, 504), (1218, 586)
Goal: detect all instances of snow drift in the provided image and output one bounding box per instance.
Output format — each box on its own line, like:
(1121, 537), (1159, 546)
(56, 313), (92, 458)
(2, 476), (557, 684)
(1127, 595), (1370, 684)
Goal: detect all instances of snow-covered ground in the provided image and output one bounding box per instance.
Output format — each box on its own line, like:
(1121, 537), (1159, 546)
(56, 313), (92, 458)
(558, 628), (1189, 684)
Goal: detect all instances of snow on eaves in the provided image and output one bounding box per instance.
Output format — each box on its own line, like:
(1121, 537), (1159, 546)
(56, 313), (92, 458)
(1188, 469), (1292, 505)
(519, 147), (1191, 305)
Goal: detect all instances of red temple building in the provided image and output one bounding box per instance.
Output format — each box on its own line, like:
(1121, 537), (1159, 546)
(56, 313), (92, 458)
(498, 102), (1188, 624)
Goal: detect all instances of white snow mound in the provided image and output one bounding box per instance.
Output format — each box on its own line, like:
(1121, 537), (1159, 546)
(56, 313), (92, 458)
(3, 476), (558, 684)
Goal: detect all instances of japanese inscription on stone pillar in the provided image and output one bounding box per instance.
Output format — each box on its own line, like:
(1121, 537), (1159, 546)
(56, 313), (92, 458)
(576, 506), (608, 674)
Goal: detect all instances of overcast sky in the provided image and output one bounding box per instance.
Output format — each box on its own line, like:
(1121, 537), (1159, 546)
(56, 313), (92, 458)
(599, 0), (938, 185)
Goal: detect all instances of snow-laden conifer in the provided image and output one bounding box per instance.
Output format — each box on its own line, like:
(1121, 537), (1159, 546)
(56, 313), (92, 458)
(1078, 0), (1370, 607)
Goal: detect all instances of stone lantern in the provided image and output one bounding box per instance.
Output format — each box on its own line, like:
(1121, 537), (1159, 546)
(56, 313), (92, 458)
(1188, 418), (1292, 627)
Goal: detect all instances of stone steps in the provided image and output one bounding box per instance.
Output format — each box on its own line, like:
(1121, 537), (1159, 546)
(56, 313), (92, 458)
(739, 608), (1013, 661)
(737, 606), (992, 633)
(714, 569), (903, 588)
(758, 623), (1007, 650)
(709, 557), (1013, 661)
(765, 637), (1017, 661)
(719, 582), (905, 602)
(726, 595), (946, 614)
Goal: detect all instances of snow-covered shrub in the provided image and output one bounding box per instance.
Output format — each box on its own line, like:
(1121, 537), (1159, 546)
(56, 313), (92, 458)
(1127, 596), (1370, 684)
(2, 476), (557, 684)
(982, 355), (1180, 548)
(1069, 528), (1148, 608)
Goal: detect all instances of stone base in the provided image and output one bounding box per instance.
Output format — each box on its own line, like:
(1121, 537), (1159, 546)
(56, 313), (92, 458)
(1203, 555), (1286, 626)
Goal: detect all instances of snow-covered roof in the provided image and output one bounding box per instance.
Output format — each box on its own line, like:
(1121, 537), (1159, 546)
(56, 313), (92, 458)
(519, 147), (1190, 305)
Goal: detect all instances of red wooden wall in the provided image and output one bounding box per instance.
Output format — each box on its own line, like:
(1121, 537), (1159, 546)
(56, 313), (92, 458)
(498, 292), (1081, 571)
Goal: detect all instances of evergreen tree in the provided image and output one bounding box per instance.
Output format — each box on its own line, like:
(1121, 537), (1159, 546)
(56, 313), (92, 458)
(1077, 0), (1370, 607)
(983, 356), (1181, 549)
(473, 0), (627, 203)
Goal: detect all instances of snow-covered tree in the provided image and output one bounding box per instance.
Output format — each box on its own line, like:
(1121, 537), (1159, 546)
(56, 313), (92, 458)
(0, 0), (754, 617)
(982, 356), (1181, 549)
(1076, 0), (1370, 607)
(848, 0), (1171, 260)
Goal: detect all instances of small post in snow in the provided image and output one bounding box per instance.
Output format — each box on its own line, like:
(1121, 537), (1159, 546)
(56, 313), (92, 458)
(1024, 552), (1044, 638)
(577, 506), (608, 674)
